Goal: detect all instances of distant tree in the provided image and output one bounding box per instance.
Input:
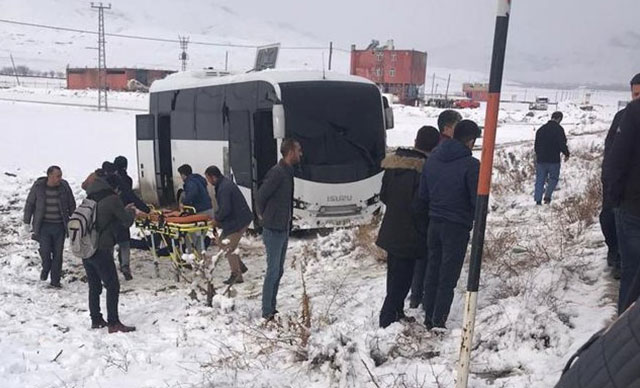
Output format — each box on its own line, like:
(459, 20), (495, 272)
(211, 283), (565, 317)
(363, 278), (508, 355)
(15, 65), (30, 76)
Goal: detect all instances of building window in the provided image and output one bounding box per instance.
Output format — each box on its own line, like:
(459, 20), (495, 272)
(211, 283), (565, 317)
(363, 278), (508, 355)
(389, 68), (396, 77)
(391, 53), (397, 62)
(375, 51), (384, 62)
(375, 68), (382, 77)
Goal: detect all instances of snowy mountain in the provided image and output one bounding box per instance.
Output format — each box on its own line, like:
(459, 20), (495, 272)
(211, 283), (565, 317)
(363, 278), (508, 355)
(0, 0), (351, 74)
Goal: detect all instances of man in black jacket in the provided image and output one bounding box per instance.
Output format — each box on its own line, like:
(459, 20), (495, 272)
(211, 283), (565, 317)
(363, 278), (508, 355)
(112, 156), (150, 280)
(256, 139), (302, 320)
(82, 171), (141, 333)
(607, 98), (640, 314)
(534, 111), (570, 205)
(376, 126), (440, 328)
(205, 166), (253, 285)
(419, 120), (481, 330)
(23, 166), (76, 288)
(600, 74), (640, 278)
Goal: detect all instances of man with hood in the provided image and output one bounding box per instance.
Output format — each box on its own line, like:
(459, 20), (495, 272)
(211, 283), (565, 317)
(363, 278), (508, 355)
(23, 165), (76, 288)
(376, 126), (440, 328)
(81, 170), (140, 333)
(419, 120), (481, 330)
(112, 156), (150, 280)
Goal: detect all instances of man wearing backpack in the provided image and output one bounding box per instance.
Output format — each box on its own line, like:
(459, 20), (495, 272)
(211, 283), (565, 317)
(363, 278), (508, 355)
(23, 165), (76, 288)
(81, 171), (140, 333)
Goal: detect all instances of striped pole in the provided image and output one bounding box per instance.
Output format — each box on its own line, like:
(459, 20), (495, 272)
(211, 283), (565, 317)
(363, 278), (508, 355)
(455, 1), (511, 387)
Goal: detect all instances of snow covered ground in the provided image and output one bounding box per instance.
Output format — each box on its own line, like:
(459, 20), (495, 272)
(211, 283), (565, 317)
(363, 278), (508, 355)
(0, 87), (628, 387)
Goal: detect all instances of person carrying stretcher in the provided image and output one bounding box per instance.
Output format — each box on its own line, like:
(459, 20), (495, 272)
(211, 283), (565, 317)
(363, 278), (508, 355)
(205, 166), (253, 285)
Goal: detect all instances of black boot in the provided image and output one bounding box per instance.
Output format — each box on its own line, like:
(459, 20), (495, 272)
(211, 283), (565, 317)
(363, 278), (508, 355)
(240, 261), (248, 274)
(223, 273), (243, 285)
(121, 267), (133, 281)
(91, 317), (108, 329)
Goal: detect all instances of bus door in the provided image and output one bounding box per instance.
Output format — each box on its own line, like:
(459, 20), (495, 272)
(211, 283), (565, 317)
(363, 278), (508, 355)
(156, 114), (175, 205)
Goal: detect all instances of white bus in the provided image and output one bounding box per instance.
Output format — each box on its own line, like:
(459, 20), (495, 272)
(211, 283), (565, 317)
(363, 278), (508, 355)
(135, 69), (394, 230)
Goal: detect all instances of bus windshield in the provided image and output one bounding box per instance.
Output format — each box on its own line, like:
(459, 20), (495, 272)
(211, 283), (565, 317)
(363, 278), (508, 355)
(280, 81), (386, 184)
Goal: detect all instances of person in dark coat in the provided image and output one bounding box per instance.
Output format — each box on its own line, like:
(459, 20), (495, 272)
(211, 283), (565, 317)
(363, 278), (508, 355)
(437, 110), (462, 144)
(555, 294), (640, 388)
(376, 125), (440, 328)
(600, 74), (640, 279)
(205, 166), (254, 285)
(606, 98), (640, 315)
(111, 156), (150, 280)
(534, 111), (570, 205)
(178, 164), (213, 216)
(23, 166), (76, 288)
(419, 120), (481, 330)
(178, 164), (213, 253)
(81, 172), (141, 333)
(256, 139), (302, 321)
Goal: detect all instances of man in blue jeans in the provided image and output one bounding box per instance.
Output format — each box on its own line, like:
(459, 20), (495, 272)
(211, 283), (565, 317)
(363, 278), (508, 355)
(419, 120), (481, 330)
(606, 98), (640, 314)
(256, 139), (302, 321)
(534, 111), (570, 205)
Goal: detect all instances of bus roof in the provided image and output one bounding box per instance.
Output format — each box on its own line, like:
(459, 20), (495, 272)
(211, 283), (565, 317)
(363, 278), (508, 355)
(150, 69), (377, 93)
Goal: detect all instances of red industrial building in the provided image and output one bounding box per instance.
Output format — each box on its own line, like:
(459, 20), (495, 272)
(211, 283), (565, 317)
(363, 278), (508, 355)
(462, 83), (489, 102)
(66, 67), (175, 91)
(350, 40), (427, 105)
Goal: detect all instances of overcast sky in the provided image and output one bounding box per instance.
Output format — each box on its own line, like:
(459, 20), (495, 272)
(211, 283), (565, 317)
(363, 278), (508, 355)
(225, 0), (640, 87)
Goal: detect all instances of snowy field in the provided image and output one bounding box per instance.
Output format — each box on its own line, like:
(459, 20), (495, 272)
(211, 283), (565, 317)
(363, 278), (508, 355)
(0, 86), (629, 387)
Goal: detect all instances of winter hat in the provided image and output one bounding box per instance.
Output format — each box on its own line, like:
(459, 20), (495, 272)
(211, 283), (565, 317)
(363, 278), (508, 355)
(101, 161), (116, 175)
(114, 155), (128, 170)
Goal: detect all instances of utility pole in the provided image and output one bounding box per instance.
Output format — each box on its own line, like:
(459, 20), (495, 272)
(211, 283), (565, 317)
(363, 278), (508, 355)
(328, 41), (333, 71)
(10, 53), (20, 86)
(455, 1), (512, 387)
(445, 73), (451, 99)
(225, 51), (229, 72)
(430, 73), (436, 97)
(91, 2), (111, 111)
(179, 36), (189, 72)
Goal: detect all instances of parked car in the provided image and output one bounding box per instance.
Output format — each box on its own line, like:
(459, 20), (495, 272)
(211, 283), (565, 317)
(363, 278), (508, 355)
(529, 96), (549, 111)
(453, 99), (480, 109)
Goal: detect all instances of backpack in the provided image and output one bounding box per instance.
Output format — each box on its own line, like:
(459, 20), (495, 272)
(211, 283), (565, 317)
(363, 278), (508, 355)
(68, 198), (100, 259)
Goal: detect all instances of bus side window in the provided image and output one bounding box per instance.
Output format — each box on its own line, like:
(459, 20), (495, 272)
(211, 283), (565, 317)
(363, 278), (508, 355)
(171, 89), (196, 140)
(196, 87), (224, 140)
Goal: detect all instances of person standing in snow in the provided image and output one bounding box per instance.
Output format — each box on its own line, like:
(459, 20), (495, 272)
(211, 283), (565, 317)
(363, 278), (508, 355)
(533, 111), (570, 205)
(23, 166), (76, 288)
(81, 170), (140, 333)
(256, 139), (302, 321)
(204, 165), (253, 285)
(111, 156), (150, 280)
(419, 120), (481, 330)
(600, 74), (640, 279)
(606, 97), (640, 315)
(437, 110), (462, 144)
(376, 126), (440, 328)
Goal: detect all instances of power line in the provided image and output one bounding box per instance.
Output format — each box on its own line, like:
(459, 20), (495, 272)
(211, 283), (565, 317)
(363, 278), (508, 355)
(0, 18), (344, 51)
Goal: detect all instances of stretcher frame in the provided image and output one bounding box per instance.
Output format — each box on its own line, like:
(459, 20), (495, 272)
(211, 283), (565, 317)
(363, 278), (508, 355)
(134, 205), (220, 305)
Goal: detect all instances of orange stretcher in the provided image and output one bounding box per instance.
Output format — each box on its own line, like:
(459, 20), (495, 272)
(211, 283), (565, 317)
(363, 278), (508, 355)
(134, 206), (215, 272)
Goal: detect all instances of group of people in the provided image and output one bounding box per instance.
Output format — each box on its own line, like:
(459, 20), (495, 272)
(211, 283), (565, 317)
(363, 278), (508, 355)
(173, 138), (302, 321)
(376, 72), (640, 331)
(22, 139), (303, 332)
(376, 109), (482, 329)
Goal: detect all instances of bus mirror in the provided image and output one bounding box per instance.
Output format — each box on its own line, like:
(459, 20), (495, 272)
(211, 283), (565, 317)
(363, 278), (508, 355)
(384, 106), (394, 129)
(272, 104), (286, 139)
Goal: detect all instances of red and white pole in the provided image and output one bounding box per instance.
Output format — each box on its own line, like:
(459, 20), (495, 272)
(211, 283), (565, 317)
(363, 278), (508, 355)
(456, 1), (511, 387)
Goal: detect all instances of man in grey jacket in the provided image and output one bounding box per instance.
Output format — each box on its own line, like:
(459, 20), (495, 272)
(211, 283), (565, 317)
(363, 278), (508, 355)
(23, 166), (76, 288)
(256, 139), (302, 320)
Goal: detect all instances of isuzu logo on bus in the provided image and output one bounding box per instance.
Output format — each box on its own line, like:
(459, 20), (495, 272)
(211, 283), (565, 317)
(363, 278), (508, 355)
(327, 195), (352, 203)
